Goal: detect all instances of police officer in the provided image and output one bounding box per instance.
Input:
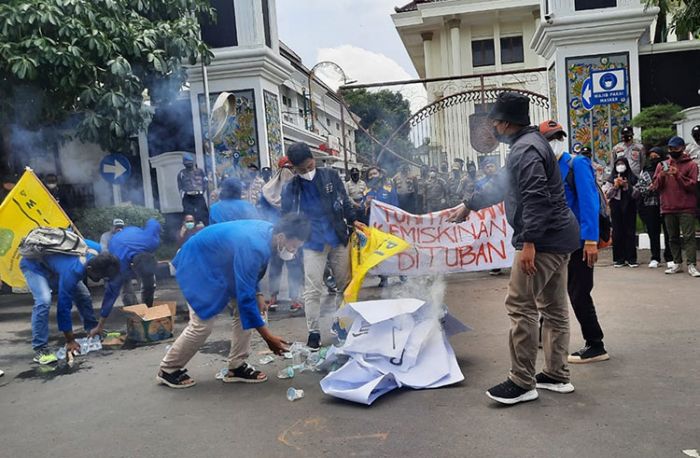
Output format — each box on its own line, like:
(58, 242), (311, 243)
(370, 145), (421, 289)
(177, 153), (209, 224)
(610, 126), (645, 177)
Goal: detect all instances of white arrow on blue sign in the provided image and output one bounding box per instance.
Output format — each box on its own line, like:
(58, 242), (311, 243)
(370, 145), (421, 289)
(581, 77), (594, 111)
(99, 153), (132, 185)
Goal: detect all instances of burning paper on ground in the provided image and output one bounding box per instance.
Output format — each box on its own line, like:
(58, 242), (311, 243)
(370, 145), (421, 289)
(320, 298), (467, 405)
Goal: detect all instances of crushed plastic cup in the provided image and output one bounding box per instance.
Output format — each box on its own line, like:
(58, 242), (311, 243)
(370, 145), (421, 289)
(215, 367), (228, 380)
(55, 347), (67, 360)
(258, 355), (275, 365)
(282, 352), (293, 359)
(277, 367), (294, 379)
(286, 387), (304, 401)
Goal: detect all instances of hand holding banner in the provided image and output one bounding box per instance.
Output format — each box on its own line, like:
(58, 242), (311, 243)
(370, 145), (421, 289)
(369, 201), (514, 276)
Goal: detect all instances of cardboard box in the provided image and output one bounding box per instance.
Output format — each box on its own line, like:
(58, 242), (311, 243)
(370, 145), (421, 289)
(123, 301), (176, 343)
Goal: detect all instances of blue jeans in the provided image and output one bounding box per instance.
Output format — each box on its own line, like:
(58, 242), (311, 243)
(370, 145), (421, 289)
(23, 270), (98, 350)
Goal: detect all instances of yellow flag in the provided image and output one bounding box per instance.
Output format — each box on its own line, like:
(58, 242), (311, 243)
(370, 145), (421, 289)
(343, 224), (411, 303)
(0, 169), (74, 288)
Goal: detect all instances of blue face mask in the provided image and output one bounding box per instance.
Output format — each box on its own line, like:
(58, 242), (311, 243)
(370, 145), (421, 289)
(185, 222), (195, 230)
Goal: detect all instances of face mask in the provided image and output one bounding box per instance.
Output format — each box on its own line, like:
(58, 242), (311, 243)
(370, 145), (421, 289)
(46, 183), (57, 190)
(429, 172), (437, 179)
(278, 242), (296, 261)
(350, 173), (360, 182)
(440, 166), (448, 173)
(368, 177), (381, 188)
(616, 164), (627, 174)
(669, 151), (682, 159)
(185, 222), (195, 230)
(184, 162), (194, 169)
(299, 169), (316, 181)
(549, 140), (567, 159)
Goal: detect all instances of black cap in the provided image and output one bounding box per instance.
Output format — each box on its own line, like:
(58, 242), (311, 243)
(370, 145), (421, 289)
(692, 125), (700, 136)
(489, 92), (531, 126)
(621, 126), (633, 137)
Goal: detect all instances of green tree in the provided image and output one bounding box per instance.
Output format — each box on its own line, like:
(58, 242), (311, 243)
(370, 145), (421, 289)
(341, 88), (415, 171)
(631, 103), (684, 147)
(0, 0), (214, 158)
(646, 0), (700, 40)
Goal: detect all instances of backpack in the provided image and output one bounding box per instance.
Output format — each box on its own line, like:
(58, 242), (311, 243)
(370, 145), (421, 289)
(564, 157), (612, 247)
(19, 227), (93, 260)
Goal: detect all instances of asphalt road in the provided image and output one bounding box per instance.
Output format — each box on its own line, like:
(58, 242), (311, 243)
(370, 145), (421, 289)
(0, 250), (698, 458)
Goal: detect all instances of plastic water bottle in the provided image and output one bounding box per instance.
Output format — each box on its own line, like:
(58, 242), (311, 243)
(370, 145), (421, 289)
(289, 342), (306, 370)
(55, 347), (67, 360)
(277, 367), (294, 379)
(286, 387), (304, 401)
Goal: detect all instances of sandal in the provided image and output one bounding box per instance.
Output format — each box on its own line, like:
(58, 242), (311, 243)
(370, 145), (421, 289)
(157, 369), (196, 389)
(222, 363), (268, 384)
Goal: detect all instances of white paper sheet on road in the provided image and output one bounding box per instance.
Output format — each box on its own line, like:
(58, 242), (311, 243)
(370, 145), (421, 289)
(320, 299), (467, 405)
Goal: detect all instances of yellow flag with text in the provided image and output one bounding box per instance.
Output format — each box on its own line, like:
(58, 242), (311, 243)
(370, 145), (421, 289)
(343, 224), (411, 303)
(0, 169), (74, 288)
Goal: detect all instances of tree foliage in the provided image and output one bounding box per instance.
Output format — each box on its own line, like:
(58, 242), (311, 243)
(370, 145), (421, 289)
(631, 103), (685, 147)
(646, 0), (700, 40)
(341, 88), (415, 171)
(0, 0), (214, 154)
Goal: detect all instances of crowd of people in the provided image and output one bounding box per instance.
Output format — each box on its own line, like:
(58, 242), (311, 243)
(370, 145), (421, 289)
(5, 90), (700, 401)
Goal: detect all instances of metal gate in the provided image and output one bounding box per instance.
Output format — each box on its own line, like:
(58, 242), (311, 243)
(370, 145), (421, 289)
(341, 68), (550, 170)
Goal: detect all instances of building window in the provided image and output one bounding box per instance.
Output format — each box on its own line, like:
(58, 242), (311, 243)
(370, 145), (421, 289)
(261, 0), (272, 48)
(282, 95), (291, 108)
(471, 39), (495, 67)
(575, 0), (617, 11)
(200, 0), (238, 48)
(336, 122), (340, 131)
(500, 36), (524, 64)
(326, 117), (331, 126)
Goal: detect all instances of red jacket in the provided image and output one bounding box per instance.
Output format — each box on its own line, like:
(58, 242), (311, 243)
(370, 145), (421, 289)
(653, 154), (699, 214)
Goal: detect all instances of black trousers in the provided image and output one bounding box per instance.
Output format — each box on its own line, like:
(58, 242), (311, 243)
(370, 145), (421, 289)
(567, 248), (604, 345)
(398, 193), (415, 214)
(182, 194), (209, 225)
(123, 253), (157, 307)
(611, 201), (637, 264)
(638, 203), (672, 263)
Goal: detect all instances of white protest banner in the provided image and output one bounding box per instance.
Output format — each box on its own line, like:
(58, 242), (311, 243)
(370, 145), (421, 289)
(369, 201), (514, 275)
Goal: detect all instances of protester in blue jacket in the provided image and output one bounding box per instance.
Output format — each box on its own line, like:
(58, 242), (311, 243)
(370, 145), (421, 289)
(209, 178), (260, 224)
(540, 120), (608, 364)
(89, 219), (161, 337)
(20, 241), (120, 364)
(157, 214), (310, 388)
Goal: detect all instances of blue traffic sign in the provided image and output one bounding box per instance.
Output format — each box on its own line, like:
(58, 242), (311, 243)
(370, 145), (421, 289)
(590, 68), (627, 106)
(581, 77), (594, 111)
(99, 153), (132, 185)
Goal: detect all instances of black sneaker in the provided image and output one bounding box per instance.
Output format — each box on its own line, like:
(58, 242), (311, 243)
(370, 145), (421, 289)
(486, 379), (538, 405)
(535, 372), (575, 393)
(568, 345), (609, 364)
(307, 332), (321, 350)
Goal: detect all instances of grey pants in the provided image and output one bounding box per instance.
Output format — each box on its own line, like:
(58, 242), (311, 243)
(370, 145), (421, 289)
(302, 244), (350, 333)
(505, 251), (571, 390)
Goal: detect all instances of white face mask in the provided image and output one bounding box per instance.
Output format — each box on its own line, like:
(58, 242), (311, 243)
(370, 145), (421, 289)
(299, 169), (316, 181)
(616, 164), (627, 174)
(278, 243), (297, 261)
(549, 139), (567, 160)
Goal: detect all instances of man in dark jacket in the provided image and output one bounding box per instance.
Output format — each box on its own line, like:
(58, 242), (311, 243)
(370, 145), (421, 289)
(282, 143), (355, 349)
(450, 92), (580, 405)
(653, 136), (700, 277)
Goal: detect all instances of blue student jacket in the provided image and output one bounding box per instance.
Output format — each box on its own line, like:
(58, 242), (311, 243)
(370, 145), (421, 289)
(209, 198), (260, 224)
(20, 240), (101, 333)
(100, 219), (161, 317)
(558, 152), (600, 243)
(172, 220), (272, 330)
